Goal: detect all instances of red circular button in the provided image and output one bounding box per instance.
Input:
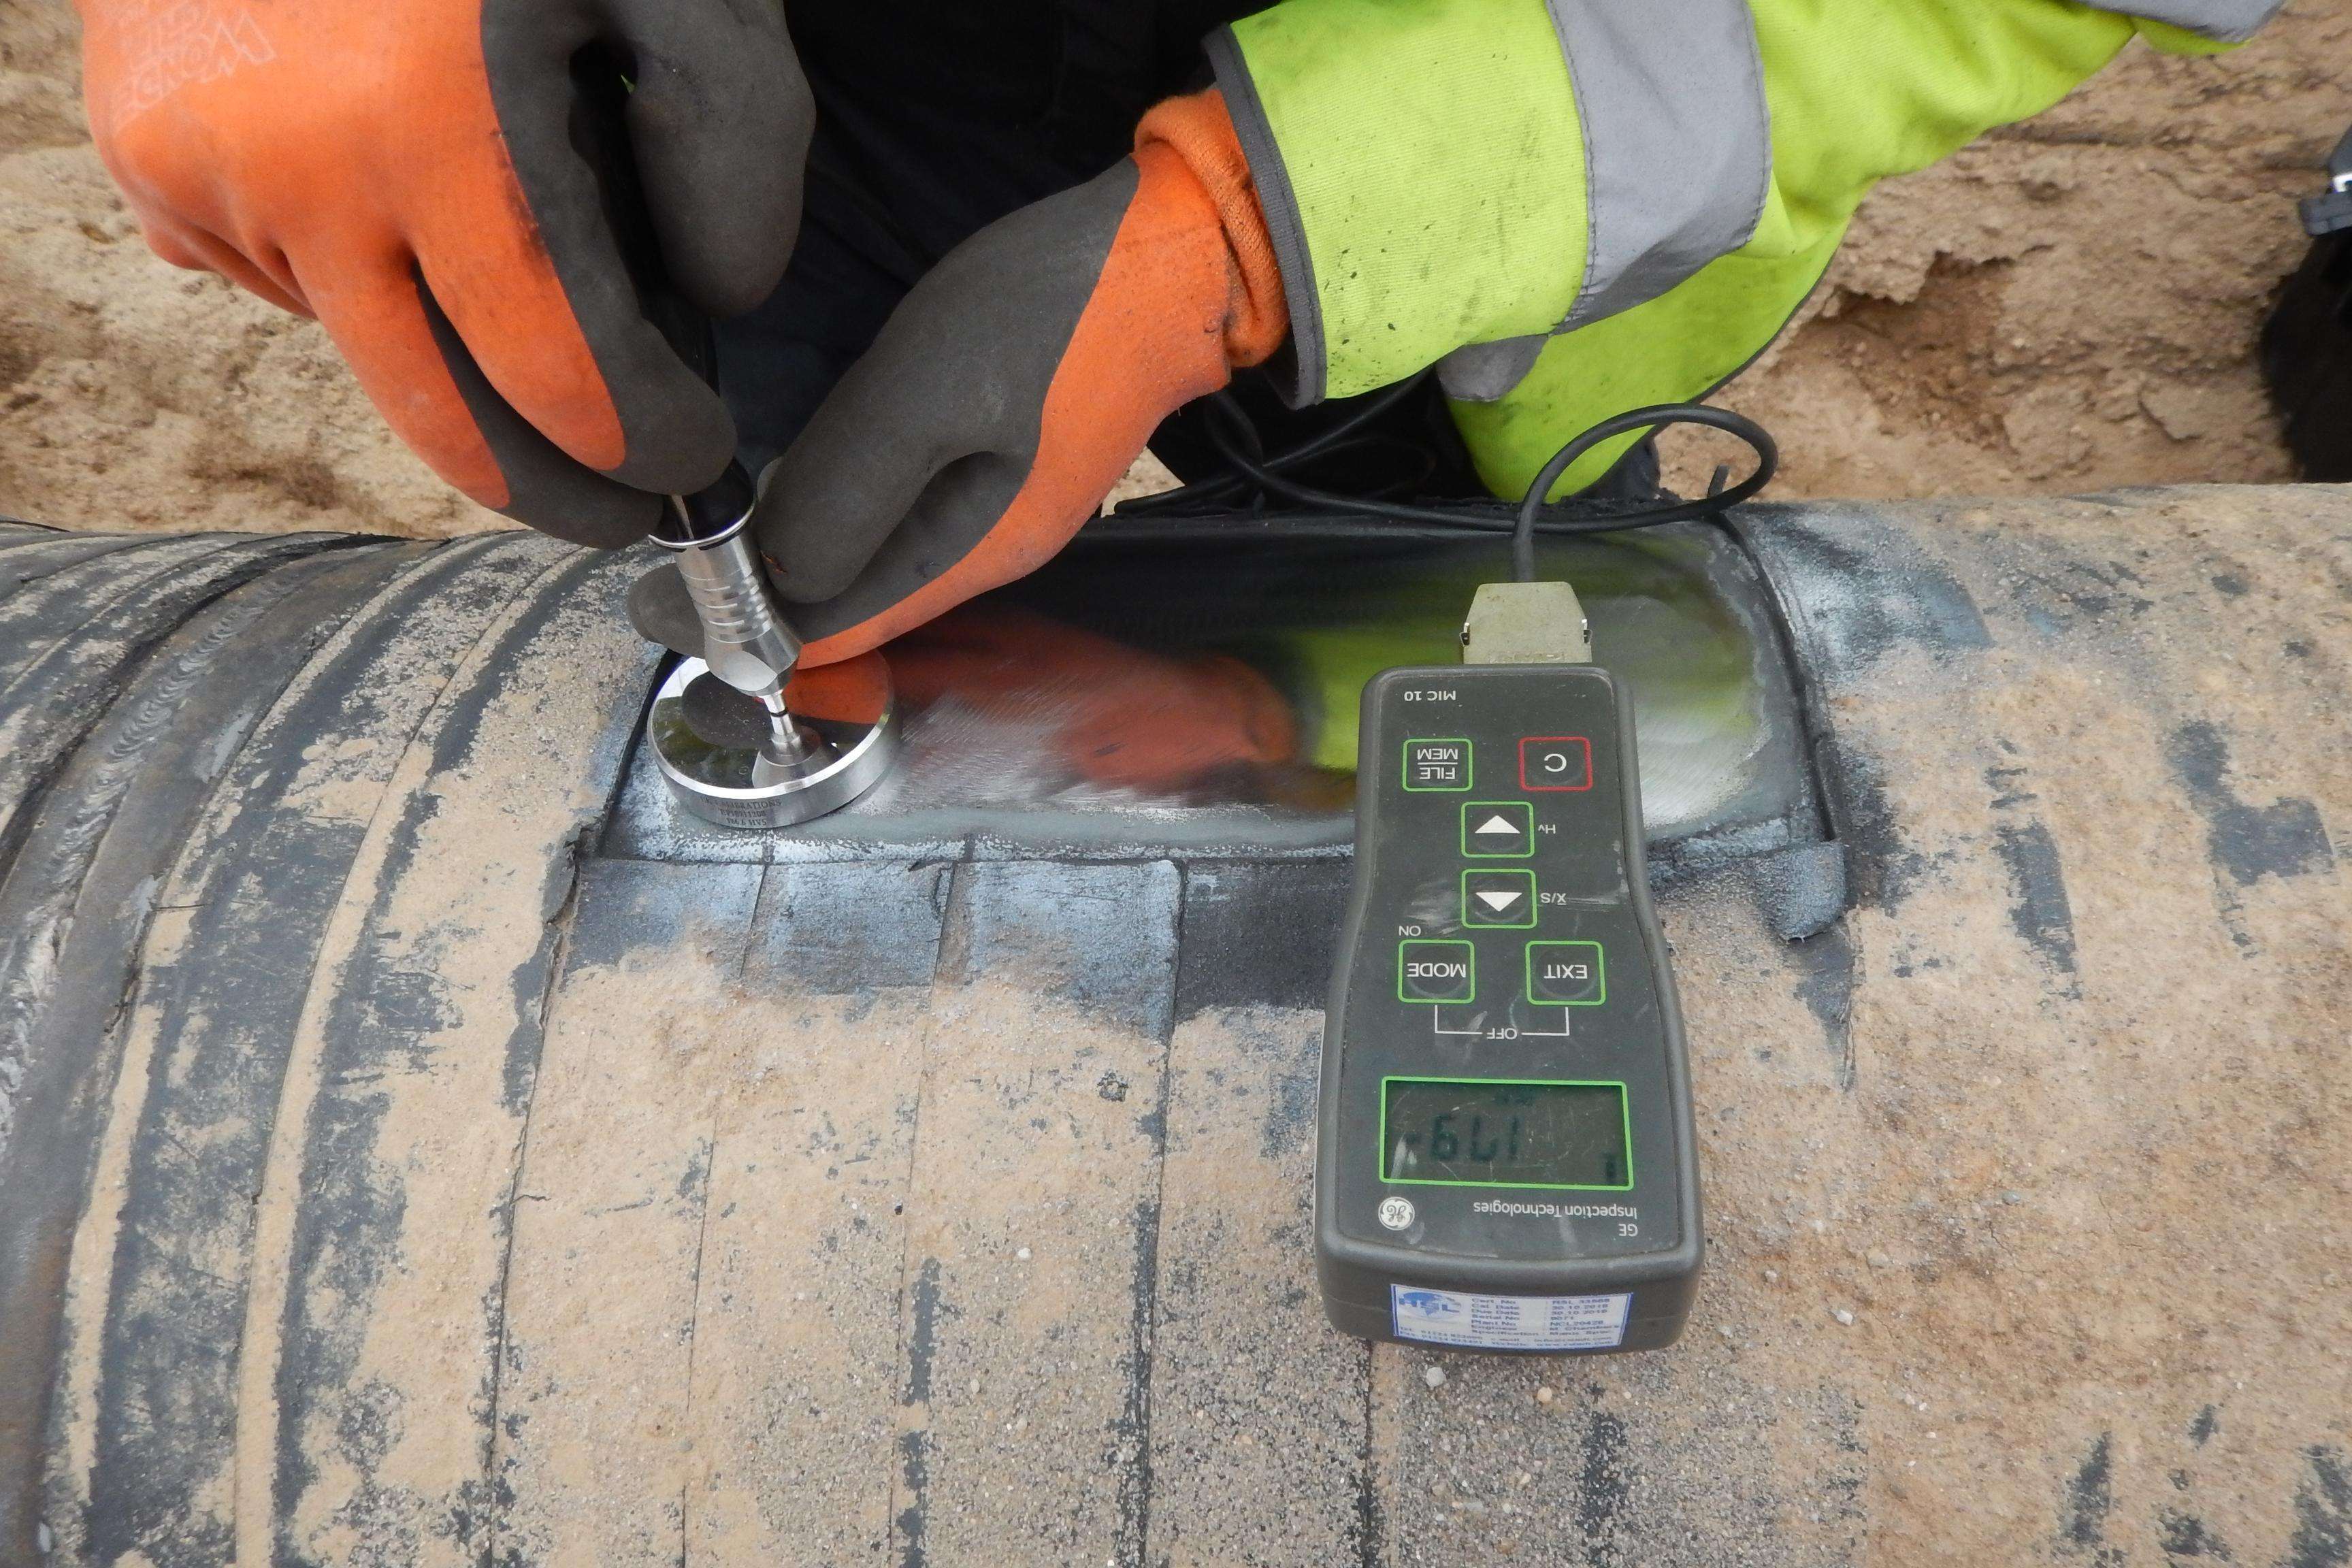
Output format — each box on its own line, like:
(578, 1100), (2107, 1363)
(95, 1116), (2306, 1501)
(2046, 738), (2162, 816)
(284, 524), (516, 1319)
(1518, 736), (1592, 791)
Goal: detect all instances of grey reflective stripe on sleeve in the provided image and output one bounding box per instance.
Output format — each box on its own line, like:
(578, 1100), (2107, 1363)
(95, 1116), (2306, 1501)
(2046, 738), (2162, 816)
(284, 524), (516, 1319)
(1211, 4), (1768, 408)
(1548, 0), (1771, 331)
(1437, 336), (1549, 403)
(1442, 0), (1772, 406)
(1207, 27), (1326, 408)
(2103, 0), (2281, 41)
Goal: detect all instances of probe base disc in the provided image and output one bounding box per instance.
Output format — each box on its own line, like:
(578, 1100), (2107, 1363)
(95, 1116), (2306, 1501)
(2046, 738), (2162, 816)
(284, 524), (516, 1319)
(649, 657), (900, 829)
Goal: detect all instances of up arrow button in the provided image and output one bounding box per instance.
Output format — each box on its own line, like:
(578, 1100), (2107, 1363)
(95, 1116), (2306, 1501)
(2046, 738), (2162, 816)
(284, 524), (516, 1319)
(1460, 801), (1533, 858)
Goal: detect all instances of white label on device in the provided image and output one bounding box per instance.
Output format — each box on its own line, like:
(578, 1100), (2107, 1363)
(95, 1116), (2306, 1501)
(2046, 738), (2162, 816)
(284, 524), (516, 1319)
(1390, 1286), (1631, 1351)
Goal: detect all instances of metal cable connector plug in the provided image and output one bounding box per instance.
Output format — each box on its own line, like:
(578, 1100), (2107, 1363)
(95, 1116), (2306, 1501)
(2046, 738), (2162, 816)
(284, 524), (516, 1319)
(1460, 581), (1591, 666)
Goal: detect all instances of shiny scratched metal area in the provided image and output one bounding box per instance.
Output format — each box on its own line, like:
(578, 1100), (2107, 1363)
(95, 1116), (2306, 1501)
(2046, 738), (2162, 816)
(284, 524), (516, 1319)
(605, 516), (1822, 872)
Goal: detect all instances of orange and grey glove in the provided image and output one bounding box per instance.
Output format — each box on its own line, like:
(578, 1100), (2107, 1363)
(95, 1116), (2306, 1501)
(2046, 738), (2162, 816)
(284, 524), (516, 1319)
(755, 90), (1287, 664)
(76, 0), (809, 545)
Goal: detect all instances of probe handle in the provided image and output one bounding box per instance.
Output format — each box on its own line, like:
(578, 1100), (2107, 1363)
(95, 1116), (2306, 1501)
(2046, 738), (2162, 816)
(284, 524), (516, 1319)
(576, 52), (829, 780)
(653, 466), (804, 698)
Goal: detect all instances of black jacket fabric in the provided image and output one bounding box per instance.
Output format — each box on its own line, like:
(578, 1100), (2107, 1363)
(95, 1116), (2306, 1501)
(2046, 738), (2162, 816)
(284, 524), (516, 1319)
(719, 0), (1247, 470)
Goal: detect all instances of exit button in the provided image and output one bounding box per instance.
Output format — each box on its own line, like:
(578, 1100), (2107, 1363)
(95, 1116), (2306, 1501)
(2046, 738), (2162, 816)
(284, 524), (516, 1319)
(1526, 941), (1605, 1005)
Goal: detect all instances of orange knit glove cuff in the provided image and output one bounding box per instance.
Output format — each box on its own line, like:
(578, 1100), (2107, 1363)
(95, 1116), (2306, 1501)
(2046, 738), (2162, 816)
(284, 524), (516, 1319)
(1135, 89), (1289, 369)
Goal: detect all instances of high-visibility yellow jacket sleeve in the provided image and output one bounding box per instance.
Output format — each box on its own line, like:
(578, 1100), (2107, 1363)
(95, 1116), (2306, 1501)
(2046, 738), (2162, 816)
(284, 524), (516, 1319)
(1211, 0), (2278, 493)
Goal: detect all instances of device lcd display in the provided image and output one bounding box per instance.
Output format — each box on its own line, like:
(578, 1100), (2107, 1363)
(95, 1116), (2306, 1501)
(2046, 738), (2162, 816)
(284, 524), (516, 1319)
(1380, 1079), (1630, 1189)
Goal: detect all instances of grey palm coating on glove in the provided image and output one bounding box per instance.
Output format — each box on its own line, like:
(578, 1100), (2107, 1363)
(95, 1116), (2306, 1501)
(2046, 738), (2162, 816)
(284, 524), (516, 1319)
(749, 161), (1137, 642)
(440, 0), (811, 546)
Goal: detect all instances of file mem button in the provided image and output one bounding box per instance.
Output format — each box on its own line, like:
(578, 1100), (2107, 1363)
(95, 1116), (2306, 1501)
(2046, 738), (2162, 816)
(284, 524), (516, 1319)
(1403, 738), (1471, 791)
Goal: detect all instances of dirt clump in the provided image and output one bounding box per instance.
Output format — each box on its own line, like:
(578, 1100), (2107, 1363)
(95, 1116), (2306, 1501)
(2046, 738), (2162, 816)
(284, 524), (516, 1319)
(3, 0), (2350, 537)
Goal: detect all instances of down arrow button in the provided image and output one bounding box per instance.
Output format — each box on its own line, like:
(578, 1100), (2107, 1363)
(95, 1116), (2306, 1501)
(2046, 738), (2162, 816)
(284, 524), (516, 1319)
(1462, 869), (1539, 928)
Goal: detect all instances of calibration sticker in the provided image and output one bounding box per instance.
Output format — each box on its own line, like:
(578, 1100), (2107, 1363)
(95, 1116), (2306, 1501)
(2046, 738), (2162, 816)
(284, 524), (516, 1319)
(1390, 1286), (1631, 1351)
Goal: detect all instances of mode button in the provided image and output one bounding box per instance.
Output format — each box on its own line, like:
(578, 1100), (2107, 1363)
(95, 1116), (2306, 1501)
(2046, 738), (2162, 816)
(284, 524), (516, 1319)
(1397, 940), (1476, 1003)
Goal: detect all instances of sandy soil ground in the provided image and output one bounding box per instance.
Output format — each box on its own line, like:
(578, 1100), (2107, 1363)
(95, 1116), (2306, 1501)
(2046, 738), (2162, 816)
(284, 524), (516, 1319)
(1680, 0), (2352, 499)
(2, 0), (2349, 537)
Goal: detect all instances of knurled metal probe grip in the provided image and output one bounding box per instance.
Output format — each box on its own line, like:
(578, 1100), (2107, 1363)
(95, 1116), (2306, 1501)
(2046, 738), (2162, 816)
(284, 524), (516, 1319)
(652, 461), (800, 696)
(653, 460), (821, 771)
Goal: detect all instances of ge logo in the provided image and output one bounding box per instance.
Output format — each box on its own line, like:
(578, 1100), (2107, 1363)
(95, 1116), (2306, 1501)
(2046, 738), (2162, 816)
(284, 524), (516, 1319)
(1377, 1196), (1416, 1232)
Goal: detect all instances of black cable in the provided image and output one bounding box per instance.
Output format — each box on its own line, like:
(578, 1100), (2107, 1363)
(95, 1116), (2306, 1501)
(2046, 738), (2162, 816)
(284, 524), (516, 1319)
(1508, 403), (1778, 582)
(1119, 374), (1433, 513)
(1119, 378), (1778, 585)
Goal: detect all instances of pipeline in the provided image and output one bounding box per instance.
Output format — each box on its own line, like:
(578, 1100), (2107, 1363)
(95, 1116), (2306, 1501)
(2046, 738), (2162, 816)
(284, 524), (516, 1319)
(0, 487), (2345, 1565)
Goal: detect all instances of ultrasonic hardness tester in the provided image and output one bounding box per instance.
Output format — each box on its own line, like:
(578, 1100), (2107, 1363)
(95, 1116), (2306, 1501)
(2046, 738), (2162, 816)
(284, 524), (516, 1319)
(1315, 583), (1703, 1354)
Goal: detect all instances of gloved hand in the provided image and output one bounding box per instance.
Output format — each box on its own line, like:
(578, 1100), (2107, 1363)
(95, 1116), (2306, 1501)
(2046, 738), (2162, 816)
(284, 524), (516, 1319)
(76, 0), (810, 545)
(754, 90), (1287, 663)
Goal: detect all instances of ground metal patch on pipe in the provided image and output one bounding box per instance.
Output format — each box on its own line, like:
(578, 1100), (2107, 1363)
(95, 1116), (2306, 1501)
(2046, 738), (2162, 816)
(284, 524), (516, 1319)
(604, 521), (1823, 875)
